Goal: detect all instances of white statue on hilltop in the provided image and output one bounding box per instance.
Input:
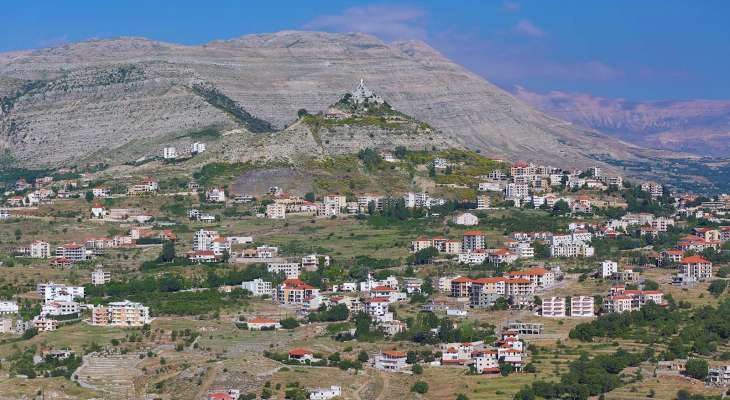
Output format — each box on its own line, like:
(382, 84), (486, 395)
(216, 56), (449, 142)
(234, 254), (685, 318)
(351, 78), (384, 105)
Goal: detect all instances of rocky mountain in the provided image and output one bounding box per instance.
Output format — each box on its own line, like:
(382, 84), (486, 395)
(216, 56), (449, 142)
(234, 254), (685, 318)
(513, 86), (730, 157)
(0, 31), (669, 170)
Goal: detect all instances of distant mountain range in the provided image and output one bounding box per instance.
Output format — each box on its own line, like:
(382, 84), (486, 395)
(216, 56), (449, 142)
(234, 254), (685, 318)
(513, 86), (730, 157)
(0, 31), (671, 172)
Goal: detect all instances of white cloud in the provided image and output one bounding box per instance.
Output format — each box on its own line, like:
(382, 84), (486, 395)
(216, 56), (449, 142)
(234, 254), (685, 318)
(512, 19), (544, 37)
(303, 5), (427, 41)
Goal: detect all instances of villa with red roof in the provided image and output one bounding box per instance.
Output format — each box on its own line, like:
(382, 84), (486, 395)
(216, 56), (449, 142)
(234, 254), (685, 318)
(680, 256), (713, 281)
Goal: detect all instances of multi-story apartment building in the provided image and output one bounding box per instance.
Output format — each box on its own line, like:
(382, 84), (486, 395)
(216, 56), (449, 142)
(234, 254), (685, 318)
(91, 301), (151, 327)
(267, 262), (301, 279)
(274, 278), (319, 305)
(600, 260), (618, 278)
(265, 203), (286, 219)
(241, 279), (273, 297)
(55, 242), (87, 262)
(30, 241), (51, 258)
(91, 268), (111, 285)
(505, 267), (554, 289)
(680, 256), (713, 281)
(541, 297), (566, 317)
(570, 296), (595, 317)
(462, 230), (486, 252)
(37, 283), (85, 302)
(0, 301), (19, 315)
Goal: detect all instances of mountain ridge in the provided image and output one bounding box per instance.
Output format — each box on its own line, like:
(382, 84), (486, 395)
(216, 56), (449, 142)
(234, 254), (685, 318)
(513, 86), (730, 157)
(0, 31), (675, 170)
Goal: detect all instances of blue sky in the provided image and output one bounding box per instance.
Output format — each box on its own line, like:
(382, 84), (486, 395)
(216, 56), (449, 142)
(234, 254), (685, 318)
(2, 0), (729, 101)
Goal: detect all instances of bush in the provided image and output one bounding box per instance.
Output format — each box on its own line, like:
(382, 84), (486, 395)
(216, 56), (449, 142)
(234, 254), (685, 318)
(412, 363), (423, 374)
(708, 280), (727, 296)
(411, 380), (429, 394)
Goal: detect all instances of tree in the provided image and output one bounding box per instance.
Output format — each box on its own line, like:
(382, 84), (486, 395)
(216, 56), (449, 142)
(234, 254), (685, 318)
(160, 241), (176, 262)
(455, 395), (470, 400)
(394, 146), (407, 159)
(685, 358), (709, 380)
(708, 280), (727, 296)
(304, 192), (316, 202)
(410, 381), (429, 394)
(421, 277), (434, 295)
(643, 280), (659, 290)
(297, 108), (309, 118)
(552, 200), (570, 215)
(85, 191), (94, 202)
(412, 363), (423, 374)
(357, 350), (369, 363)
(413, 247), (439, 265)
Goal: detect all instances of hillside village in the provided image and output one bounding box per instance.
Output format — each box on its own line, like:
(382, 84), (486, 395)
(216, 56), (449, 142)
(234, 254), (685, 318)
(0, 81), (728, 400)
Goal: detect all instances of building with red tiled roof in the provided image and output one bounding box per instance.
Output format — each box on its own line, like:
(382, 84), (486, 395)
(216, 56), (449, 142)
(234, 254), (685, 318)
(680, 256), (713, 281)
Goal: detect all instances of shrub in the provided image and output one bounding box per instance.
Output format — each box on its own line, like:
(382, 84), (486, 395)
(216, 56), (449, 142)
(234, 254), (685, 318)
(411, 380), (429, 394)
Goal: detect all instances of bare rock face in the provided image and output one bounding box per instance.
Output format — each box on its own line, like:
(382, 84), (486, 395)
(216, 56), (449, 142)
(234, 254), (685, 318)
(0, 32), (658, 168)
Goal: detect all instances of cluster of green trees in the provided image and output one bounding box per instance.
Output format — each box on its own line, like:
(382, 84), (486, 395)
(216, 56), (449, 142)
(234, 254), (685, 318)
(308, 304), (349, 322)
(570, 299), (730, 358)
(514, 349), (648, 400)
(394, 312), (495, 344)
(85, 273), (250, 316)
(6, 346), (82, 379)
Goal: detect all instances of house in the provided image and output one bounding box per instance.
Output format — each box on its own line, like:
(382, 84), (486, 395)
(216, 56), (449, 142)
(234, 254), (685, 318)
(246, 317), (280, 330)
(288, 348), (315, 363)
(206, 187), (226, 203)
(680, 256), (713, 281)
(90, 300), (151, 327)
(570, 296), (595, 317)
(374, 351), (407, 372)
(541, 297), (566, 317)
(453, 212), (479, 226)
(309, 385), (342, 400)
(90, 203), (106, 219)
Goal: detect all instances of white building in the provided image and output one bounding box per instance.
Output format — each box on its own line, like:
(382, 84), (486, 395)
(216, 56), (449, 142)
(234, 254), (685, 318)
(505, 183), (529, 200)
(476, 195), (490, 210)
(29, 241), (51, 258)
(37, 283), (85, 302)
(91, 268), (111, 286)
(266, 203), (286, 219)
(600, 260), (619, 278)
(541, 297), (566, 317)
(190, 142), (206, 155)
(0, 301), (19, 315)
(162, 147), (178, 159)
(374, 351), (407, 372)
(453, 212), (479, 226)
(241, 279), (273, 296)
(570, 296), (594, 317)
(309, 385), (342, 400)
(205, 187), (226, 203)
(193, 229), (220, 252)
(41, 301), (80, 316)
(267, 262), (301, 279)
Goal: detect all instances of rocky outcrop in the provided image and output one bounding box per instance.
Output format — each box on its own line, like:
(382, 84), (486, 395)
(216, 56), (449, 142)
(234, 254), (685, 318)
(0, 32), (666, 168)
